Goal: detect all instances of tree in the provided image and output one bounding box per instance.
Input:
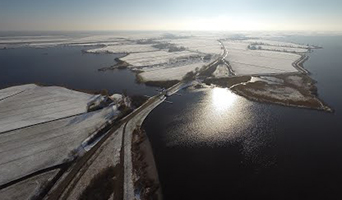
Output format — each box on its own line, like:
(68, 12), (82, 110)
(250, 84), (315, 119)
(183, 71), (196, 81)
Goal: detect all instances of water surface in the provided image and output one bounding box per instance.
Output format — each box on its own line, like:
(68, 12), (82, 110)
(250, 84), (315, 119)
(0, 46), (156, 95)
(143, 35), (342, 200)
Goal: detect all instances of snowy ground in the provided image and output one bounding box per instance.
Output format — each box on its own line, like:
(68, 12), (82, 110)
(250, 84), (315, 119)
(62, 125), (124, 200)
(0, 35), (125, 48)
(0, 84), (99, 133)
(256, 45), (308, 53)
(213, 64), (230, 78)
(0, 170), (59, 200)
(120, 50), (202, 67)
(156, 37), (222, 54)
(222, 39), (305, 75)
(0, 85), (120, 187)
(139, 62), (205, 81)
(120, 49), (215, 81)
(0, 84), (37, 101)
(86, 44), (158, 54)
(244, 39), (311, 49)
(0, 105), (114, 186)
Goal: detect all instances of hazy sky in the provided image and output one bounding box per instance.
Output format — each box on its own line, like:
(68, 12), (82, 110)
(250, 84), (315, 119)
(1, 0), (342, 32)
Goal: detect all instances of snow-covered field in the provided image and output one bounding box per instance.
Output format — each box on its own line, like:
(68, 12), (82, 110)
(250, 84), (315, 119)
(244, 39), (311, 49)
(257, 45), (308, 53)
(0, 36), (69, 45)
(0, 84), (98, 133)
(0, 170), (59, 200)
(121, 50), (202, 67)
(222, 39), (304, 75)
(139, 62), (205, 81)
(0, 35), (124, 48)
(0, 84), (121, 186)
(0, 84), (37, 101)
(157, 37), (222, 55)
(119, 49), (213, 81)
(86, 44), (158, 54)
(0, 104), (114, 186)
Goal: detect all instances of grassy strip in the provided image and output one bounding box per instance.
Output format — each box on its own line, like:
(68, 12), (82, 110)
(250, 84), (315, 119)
(203, 76), (251, 88)
(132, 127), (161, 200)
(130, 95), (149, 109)
(79, 165), (120, 200)
(98, 58), (130, 71)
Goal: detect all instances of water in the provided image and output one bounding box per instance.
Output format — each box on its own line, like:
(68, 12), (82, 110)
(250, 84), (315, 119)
(1, 35), (341, 199)
(143, 36), (342, 199)
(0, 46), (157, 95)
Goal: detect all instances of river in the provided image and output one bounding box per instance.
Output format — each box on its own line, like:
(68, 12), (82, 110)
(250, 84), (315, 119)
(0, 46), (156, 95)
(143, 35), (342, 200)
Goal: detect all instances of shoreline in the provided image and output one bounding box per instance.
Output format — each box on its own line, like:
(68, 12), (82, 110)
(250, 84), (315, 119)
(203, 72), (333, 113)
(132, 127), (163, 200)
(231, 86), (333, 112)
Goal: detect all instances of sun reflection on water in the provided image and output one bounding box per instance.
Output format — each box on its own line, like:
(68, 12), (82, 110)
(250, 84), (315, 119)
(211, 87), (237, 112)
(169, 87), (252, 145)
(163, 87), (275, 167)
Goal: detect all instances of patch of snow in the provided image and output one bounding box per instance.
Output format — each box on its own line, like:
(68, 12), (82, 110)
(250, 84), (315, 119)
(0, 84), (37, 101)
(224, 43), (300, 75)
(244, 39), (310, 49)
(139, 62), (204, 81)
(65, 124), (124, 200)
(0, 85), (98, 133)
(0, 37), (69, 45)
(86, 44), (158, 54)
(0, 106), (115, 186)
(246, 86), (307, 101)
(222, 39), (312, 75)
(0, 170), (59, 200)
(213, 64), (230, 78)
(110, 94), (123, 104)
(121, 50), (202, 67)
(250, 76), (283, 85)
(158, 37), (222, 55)
(257, 45), (308, 53)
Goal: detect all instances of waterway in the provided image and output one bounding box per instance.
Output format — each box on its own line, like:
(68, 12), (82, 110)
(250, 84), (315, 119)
(143, 35), (342, 200)
(0, 46), (156, 95)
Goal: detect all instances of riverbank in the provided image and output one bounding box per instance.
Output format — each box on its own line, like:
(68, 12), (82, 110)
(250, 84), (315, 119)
(98, 57), (130, 71)
(132, 127), (162, 200)
(204, 73), (333, 112)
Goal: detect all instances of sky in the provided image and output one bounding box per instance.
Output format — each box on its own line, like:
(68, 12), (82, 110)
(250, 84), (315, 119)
(1, 0), (342, 32)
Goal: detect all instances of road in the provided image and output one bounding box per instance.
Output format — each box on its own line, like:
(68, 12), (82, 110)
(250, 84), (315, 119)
(198, 40), (235, 78)
(219, 40), (236, 76)
(45, 82), (183, 200)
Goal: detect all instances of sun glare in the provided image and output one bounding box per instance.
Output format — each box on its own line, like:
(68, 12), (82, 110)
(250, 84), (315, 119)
(178, 16), (266, 31)
(211, 87), (237, 111)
